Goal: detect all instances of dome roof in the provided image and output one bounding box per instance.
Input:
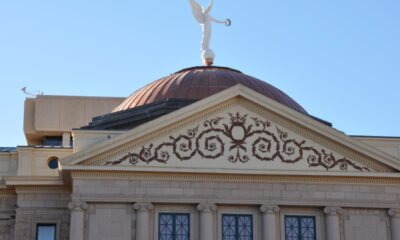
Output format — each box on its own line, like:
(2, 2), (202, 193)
(113, 66), (307, 114)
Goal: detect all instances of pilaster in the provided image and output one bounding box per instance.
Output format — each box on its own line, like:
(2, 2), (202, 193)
(197, 203), (217, 240)
(68, 201), (87, 240)
(260, 205), (280, 240)
(133, 202), (153, 240)
(324, 206), (342, 240)
(388, 208), (400, 240)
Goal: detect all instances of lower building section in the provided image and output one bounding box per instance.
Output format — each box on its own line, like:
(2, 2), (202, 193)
(60, 202), (395, 240)
(3, 173), (400, 240)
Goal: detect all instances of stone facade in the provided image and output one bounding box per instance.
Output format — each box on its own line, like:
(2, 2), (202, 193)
(14, 187), (70, 240)
(62, 171), (400, 239)
(1, 81), (400, 240)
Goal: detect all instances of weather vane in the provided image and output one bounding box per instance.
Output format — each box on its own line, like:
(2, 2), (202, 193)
(189, 0), (231, 66)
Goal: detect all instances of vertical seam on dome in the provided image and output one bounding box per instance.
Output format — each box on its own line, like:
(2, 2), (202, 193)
(160, 74), (181, 100)
(182, 70), (197, 99)
(197, 69), (212, 99)
(113, 81), (156, 112)
(132, 79), (162, 107)
(219, 69), (235, 91)
(145, 75), (173, 104)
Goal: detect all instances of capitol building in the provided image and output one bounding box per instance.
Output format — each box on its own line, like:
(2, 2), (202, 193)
(0, 64), (399, 240)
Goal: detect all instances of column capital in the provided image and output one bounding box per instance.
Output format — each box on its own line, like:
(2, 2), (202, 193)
(388, 208), (400, 217)
(324, 206), (343, 216)
(68, 201), (88, 211)
(197, 203), (217, 213)
(133, 202), (154, 212)
(260, 205), (280, 215)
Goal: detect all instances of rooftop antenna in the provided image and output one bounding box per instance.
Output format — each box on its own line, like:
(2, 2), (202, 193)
(21, 87), (43, 97)
(189, 0), (231, 66)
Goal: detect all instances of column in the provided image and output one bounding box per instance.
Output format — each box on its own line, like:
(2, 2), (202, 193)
(197, 203), (217, 240)
(68, 201), (88, 240)
(324, 206), (342, 240)
(260, 205), (280, 240)
(388, 209), (400, 240)
(133, 202), (153, 240)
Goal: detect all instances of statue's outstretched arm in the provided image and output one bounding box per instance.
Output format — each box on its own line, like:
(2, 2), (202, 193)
(211, 17), (231, 26)
(211, 17), (225, 24)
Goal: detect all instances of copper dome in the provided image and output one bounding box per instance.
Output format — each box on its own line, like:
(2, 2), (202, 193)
(113, 66), (307, 114)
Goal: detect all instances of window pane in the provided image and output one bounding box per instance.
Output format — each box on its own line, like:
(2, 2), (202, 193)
(285, 216), (316, 240)
(159, 213), (189, 240)
(160, 214), (174, 238)
(175, 214), (189, 239)
(37, 225), (56, 240)
(237, 216), (252, 239)
(43, 137), (62, 146)
(301, 217), (316, 240)
(285, 217), (299, 240)
(222, 214), (253, 240)
(222, 215), (236, 240)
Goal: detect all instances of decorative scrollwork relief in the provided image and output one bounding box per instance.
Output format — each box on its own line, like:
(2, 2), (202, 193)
(105, 112), (370, 172)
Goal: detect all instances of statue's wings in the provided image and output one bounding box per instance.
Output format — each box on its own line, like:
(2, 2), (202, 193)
(189, 0), (204, 24)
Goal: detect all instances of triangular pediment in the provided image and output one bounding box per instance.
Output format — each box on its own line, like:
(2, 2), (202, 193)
(61, 85), (400, 174)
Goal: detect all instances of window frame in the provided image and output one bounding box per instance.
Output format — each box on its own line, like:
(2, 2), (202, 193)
(158, 212), (191, 240)
(42, 136), (63, 147)
(154, 205), (196, 240)
(36, 223), (57, 240)
(218, 206), (259, 240)
(221, 214), (253, 240)
(284, 215), (316, 240)
(280, 208), (324, 240)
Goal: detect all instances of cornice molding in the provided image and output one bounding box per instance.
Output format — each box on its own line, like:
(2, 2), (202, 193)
(16, 208), (68, 215)
(4, 176), (63, 186)
(0, 189), (16, 197)
(70, 171), (400, 186)
(15, 186), (70, 194)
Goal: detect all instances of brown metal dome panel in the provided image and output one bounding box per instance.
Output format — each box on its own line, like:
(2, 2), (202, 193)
(112, 66), (307, 114)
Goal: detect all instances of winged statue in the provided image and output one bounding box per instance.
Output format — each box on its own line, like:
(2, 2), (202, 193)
(189, 0), (231, 65)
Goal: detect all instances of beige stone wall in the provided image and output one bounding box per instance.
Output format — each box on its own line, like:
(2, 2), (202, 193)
(87, 203), (133, 240)
(0, 153), (17, 177)
(24, 95), (124, 145)
(16, 147), (72, 177)
(72, 176), (400, 208)
(14, 187), (70, 240)
(14, 209), (70, 240)
(0, 220), (14, 240)
(0, 196), (16, 240)
(73, 130), (124, 153)
(341, 208), (390, 240)
(70, 173), (400, 240)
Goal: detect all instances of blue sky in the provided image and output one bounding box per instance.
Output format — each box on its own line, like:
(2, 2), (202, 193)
(0, 0), (399, 146)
